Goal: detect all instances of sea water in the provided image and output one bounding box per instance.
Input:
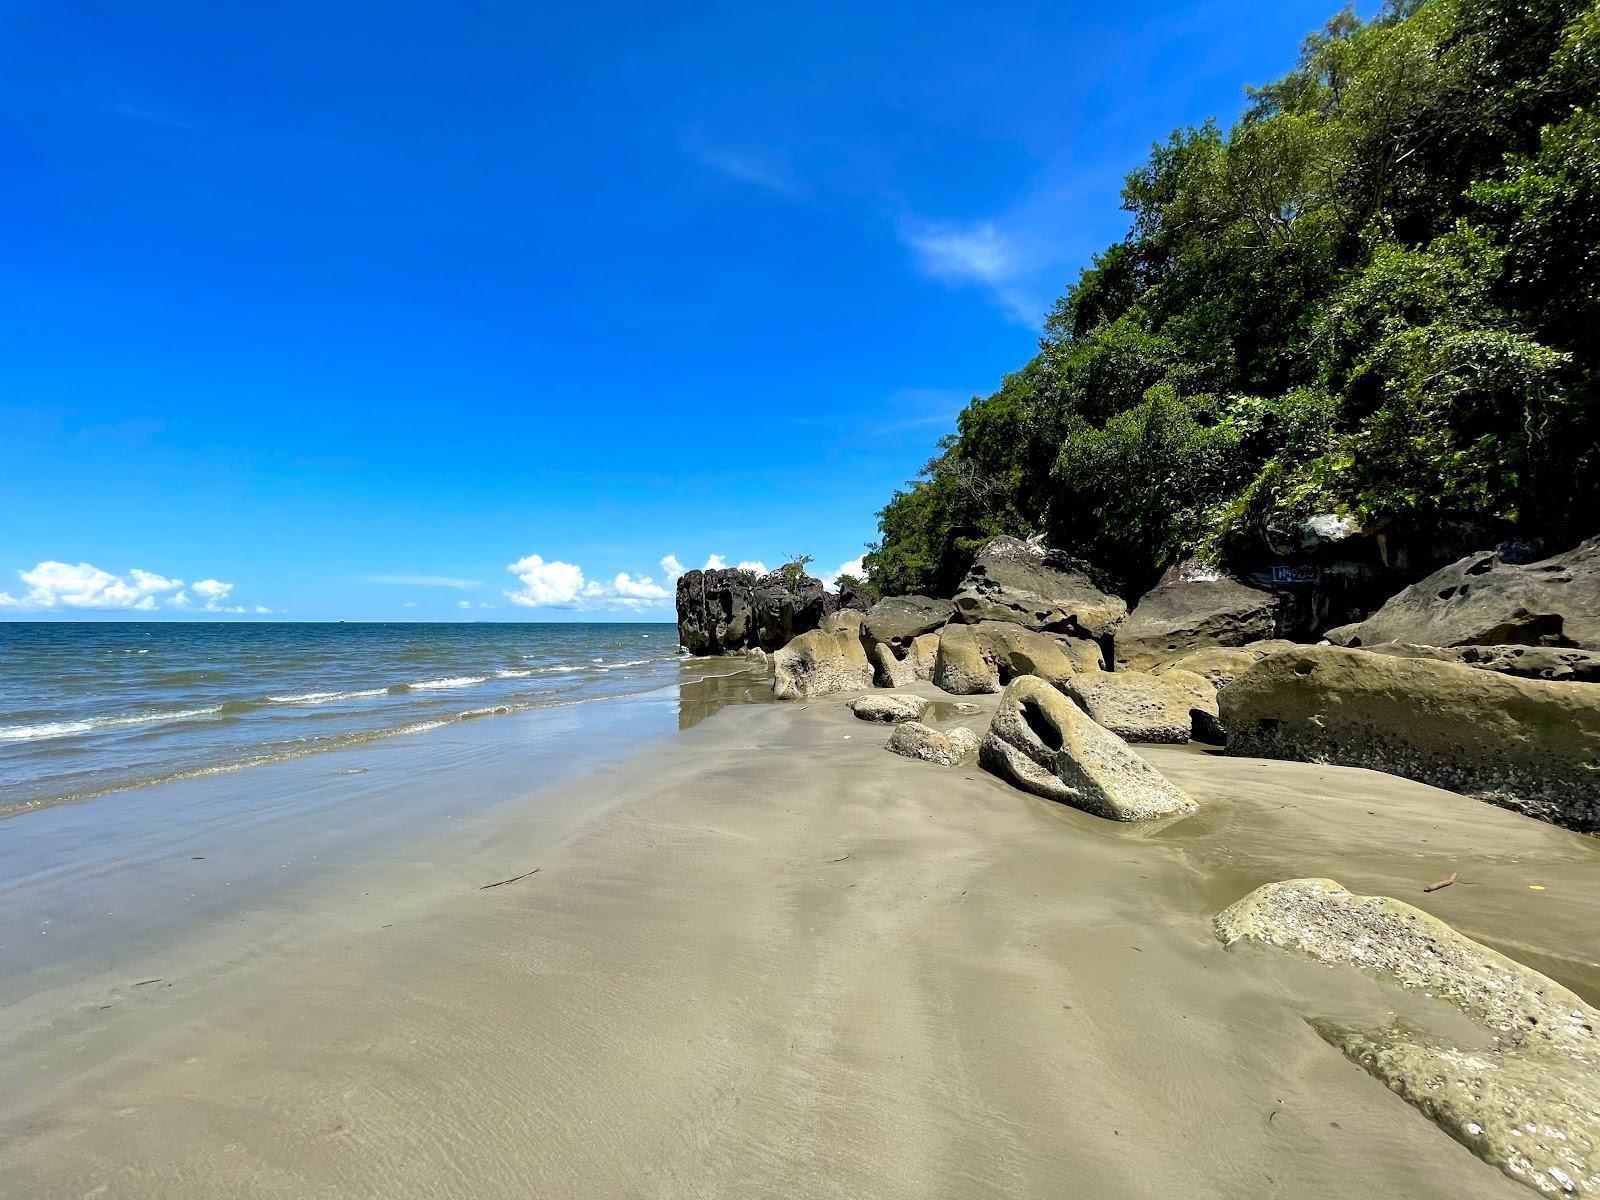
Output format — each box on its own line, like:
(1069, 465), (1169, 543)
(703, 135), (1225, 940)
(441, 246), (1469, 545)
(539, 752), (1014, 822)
(0, 622), (696, 815)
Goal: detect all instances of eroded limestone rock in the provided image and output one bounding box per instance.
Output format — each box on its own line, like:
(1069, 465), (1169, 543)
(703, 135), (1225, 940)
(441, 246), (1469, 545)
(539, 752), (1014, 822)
(1219, 645), (1600, 832)
(978, 676), (1197, 820)
(1117, 567), (1279, 670)
(952, 536), (1126, 640)
(772, 611), (872, 700)
(1066, 670), (1194, 744)
(1326, 536), (1600, 651)
(886, 721), (979, 767)
(1216, 878), (1600, 1197)
(849, 693), (931, 723)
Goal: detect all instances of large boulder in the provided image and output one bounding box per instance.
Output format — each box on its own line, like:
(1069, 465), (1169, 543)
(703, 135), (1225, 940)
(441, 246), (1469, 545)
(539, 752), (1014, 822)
(886, 721), (979, 767)
(932, 621), (1083, 695)
(849, 693), (930, 723)
(772, 611), (872, 700)
(979, 676), (1197, 820)
(751, 563), (833, 651)
(864, 595), (955, 687)
(908, 632), (940, 682)
(951, 536), (1126, 641)
(1219, 645), (1600, 832)
(933, 622), (999, 695)
(1361, 640), (1600, 684)
(1053, 635), (1107, 674)
(1116, 564), (1279, 670)
(1066, 671), (1195, 744)
(1327, 536), (1600, 650)
(1151, 641), (1299, 689)
(862, 595), (954, 652)
(675, 568), (757, 655)
(1157, 667), (1226, 744)
(1216, 878), (1600, 1197)
(869, 642), (915, 689)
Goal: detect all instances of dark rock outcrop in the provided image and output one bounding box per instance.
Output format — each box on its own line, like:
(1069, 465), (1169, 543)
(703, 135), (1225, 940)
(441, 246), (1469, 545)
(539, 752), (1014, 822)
(678, 563), (833, 654)
(1116, 565), (1279, 670)
(675, 568), (756, 655)
(835, 578), (873, 613)
(1219, 645), (1600, 832)
(1326, 536), (1600, 651)
(951, 536), (1126, 643)
(751, 563), (833, 651)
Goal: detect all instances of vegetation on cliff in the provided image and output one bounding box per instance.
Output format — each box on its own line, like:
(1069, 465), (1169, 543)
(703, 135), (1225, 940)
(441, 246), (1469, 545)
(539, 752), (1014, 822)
(865, 0), (1600, 597)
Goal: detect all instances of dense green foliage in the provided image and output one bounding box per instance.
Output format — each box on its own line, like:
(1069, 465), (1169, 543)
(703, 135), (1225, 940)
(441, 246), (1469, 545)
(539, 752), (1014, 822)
(865, 0), (1600, 597)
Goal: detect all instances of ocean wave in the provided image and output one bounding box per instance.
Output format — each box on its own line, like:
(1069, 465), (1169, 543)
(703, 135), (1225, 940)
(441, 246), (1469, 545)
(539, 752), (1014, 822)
(407, 675), (489, 691)
(0, 705), (225, 742)
(266, 687), (390, 705)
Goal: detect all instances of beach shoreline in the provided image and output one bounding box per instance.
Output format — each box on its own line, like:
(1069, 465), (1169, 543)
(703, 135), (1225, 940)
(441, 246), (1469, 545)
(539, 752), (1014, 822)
(2, 674), (1596, 1197)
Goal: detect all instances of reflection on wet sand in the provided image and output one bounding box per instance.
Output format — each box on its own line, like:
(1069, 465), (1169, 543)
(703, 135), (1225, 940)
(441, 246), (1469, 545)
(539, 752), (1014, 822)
(675, 656), (778, 730)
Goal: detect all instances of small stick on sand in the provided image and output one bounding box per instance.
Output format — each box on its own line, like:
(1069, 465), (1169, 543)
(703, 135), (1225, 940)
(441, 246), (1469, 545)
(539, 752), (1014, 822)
(1423, 871), (1458, 893)
(479, 868), (541, 891)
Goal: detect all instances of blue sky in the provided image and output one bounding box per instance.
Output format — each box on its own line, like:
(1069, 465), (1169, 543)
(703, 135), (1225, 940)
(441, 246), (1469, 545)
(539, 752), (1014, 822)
(1, 0), (1352, 620)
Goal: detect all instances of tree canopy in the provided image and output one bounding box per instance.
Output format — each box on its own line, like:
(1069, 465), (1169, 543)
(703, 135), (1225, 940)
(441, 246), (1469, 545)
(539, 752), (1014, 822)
(864, 0), (1600, 598)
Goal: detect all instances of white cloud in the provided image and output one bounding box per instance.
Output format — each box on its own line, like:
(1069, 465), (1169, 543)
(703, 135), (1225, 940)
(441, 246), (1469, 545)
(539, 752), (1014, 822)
(458, 599), (472, 610)
(819, 557), (867, 589)
(504, 554), (675, 612)
(403, 601), (417, 608)
(359, 574), (481, 589)
(0, 561), (187, 611)
(254, 605), (273, 614)
(900, 218), (1040, 325)
(660, 554), (686, 581)
(504, 555), (586, 607)
(693, 554), (766, 575)
(611, 572), (670, 601)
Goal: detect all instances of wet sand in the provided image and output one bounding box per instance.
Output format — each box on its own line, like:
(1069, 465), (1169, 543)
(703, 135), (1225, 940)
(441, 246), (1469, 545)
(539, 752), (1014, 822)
(1, 676), (1596, 1198)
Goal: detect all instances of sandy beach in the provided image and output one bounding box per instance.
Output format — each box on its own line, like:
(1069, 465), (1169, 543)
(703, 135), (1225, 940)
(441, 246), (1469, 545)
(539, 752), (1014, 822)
(2, 671), (1595, 1199)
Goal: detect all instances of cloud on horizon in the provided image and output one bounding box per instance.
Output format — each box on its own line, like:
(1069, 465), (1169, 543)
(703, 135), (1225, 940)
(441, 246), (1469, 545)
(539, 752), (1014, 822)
(0, 561), (261, 613)
(818, 557), (866, 588)
(504, 554), (673, 612)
